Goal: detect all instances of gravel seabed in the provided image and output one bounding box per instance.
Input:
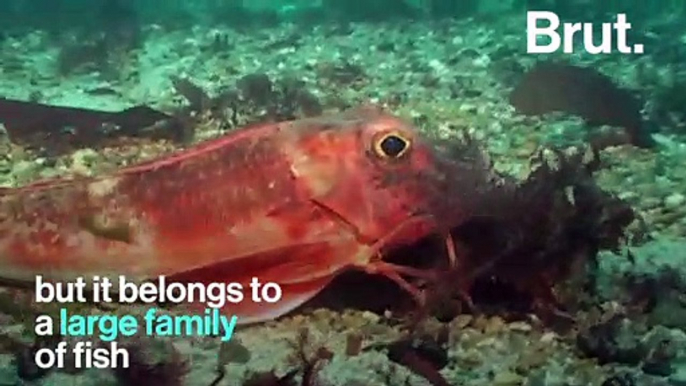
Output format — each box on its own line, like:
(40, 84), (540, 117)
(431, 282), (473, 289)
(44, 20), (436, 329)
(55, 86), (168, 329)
(0, 13), (685, 386)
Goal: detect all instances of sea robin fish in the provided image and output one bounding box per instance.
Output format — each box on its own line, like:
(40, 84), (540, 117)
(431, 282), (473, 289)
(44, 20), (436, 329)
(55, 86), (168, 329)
(0, 106), (467, 324)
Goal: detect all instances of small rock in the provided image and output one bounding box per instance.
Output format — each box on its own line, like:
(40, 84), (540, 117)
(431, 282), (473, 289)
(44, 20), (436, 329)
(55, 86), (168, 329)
(218, 339), (251, 365)
(454, 348), (483, 369)
(11, 160), (38, 182)
(664, 193), (685, 209)
(600, 373), (636, 386)
(670, 366), (686, 386)
(493, 371), (523, 385)
(386, 336), (449, 370)
(472, 314), (490, 331)
(70, 148), (101, 176)
(576, 317), (643, 365)
(453, 314), (473, 329)
(508, 322), (533, 332)
(516, 349), (548, 371)
(539, 332), (559, 344)
(484, 316), (507, 334)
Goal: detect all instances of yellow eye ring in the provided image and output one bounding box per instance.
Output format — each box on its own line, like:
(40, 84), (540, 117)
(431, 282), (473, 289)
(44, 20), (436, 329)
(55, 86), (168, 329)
(373, 132), (412, 159)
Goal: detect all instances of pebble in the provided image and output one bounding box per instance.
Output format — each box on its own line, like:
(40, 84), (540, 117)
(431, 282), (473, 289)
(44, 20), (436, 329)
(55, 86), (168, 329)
(453, 314), (473, 329)
(454, 348), (483, 369)
(516, 349), (549, 371)
(508, 322), (533, 332)
(539, 332), (559, 344)
(493, 371), (524, 385)
(664, 193), (685, 209)
(670, 366), (686, 386)
(10, 160), (39, 183)
(484, 316), (506, 334)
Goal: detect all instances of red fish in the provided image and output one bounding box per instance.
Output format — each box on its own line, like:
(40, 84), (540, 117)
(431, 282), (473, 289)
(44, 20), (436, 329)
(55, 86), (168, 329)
(0, 106), (467, 324)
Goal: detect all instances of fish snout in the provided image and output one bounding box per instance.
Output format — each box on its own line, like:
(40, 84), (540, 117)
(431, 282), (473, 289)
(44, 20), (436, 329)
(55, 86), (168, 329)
(420, 153), (482, 231)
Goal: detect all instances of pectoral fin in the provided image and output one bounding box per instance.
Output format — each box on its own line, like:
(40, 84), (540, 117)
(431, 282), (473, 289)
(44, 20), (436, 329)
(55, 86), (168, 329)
(164, 241), (346, 325)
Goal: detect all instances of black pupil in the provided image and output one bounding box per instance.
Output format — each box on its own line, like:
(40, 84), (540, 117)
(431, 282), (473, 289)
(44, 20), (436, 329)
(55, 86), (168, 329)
(380, 135), (407, 157)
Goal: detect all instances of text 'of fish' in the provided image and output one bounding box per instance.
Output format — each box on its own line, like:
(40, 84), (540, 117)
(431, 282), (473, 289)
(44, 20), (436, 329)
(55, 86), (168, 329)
(30, 275), (284, 369)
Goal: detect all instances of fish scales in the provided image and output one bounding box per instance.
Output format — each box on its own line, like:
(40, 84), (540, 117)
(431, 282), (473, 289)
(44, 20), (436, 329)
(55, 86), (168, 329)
(0, 106), (472, 323)
(0, 122), (317, 282)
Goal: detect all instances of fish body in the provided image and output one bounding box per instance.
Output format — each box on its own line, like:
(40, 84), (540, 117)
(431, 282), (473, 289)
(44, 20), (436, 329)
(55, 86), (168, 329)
(0, 106), (466, 323)
(509, 61), (654, 148)
(0, 97), (179, 154)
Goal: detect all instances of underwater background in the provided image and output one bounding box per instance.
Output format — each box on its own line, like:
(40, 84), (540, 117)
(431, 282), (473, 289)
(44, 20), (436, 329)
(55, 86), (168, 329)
(0, 0), (685, 385)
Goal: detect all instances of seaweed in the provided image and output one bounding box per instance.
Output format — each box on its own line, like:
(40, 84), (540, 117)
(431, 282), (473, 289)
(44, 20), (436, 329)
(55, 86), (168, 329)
(653, 79), (686, 130)
(286, 327), (333, 386)
(576, 315), (678, 376)
(386, 337), (450, 386)
(54, 0), (140, 77)
(345, 332), (364, 357)
(617, 267), (686, 329)
(315, 61), (367, 88)
(171, 73), (322, 130)
(430, 144), (636, 324)
(237, 73), (275, 106)
(15, 334), (64, 381)
(363, 330), (451, 386)
(601, 373), (636, 386)
(241, 370), (298, 386)
(212, 339), (252, 385)
(112, 339), (189, 386)
(201, 32), (233, 55)
(57, 40), (110, 75)
(304, 139), (636, 332)
(235, 328), (332, 386)
(171, 77), (214, 113)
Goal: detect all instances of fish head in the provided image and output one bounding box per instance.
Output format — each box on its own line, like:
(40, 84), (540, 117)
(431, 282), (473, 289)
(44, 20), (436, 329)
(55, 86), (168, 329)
(286, 106), (472, 248)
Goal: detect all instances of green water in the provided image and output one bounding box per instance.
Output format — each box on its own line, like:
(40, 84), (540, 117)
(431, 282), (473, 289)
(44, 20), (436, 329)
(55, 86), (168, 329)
(0, 1), (684, 385)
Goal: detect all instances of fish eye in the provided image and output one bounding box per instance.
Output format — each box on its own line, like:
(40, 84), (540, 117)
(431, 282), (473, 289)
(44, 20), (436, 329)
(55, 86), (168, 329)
(373, 132), (411, 159)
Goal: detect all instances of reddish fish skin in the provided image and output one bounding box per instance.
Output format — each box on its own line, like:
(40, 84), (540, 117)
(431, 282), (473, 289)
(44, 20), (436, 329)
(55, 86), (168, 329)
(0, 106), (467, 324)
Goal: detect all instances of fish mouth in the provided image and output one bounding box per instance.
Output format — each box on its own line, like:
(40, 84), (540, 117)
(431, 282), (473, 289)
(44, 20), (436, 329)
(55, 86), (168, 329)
(420, 139), (497, 230)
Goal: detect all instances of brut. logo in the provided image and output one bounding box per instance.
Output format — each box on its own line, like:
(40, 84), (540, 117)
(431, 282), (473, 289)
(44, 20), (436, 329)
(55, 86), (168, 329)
(526, 11), (644, 54)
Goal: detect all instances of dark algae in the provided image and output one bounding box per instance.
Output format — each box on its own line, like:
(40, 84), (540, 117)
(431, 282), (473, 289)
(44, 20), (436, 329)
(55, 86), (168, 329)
(0, 1), (684, 386)
(509, 61), (655, 148)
